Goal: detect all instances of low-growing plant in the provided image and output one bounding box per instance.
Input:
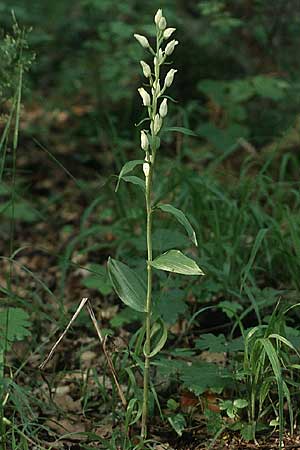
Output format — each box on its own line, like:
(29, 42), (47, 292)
(0, 18), (36, 449)
(240, 304), (300, 447)
(107, 8), (204, 441)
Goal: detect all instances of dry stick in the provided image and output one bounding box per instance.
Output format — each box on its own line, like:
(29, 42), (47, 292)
(39, 297), (89, 370)
(39, 297), (127, 409)
(86, 300), (127, 408)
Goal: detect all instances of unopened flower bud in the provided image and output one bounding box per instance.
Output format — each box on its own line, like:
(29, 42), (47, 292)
(153, 114), (162, 135)
(158, 48), (164, 64)
(165, 40), (178, 56)
(164, 69), (177, 88)
(158, 16), (167, 30)
(159, 98), (168, 118)
(140, 130), (149, 151)
(154, 9), (163, 26)
(140, 60), (151, 78)
(138, 87), (151, 106)
(153, 79), (161, 95)
(143, 162), (150, 177)
(134, 34), (150, 49)
(163, 28), (176, 39)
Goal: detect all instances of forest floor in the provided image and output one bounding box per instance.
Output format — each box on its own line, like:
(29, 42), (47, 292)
(2, 104), (300, 450)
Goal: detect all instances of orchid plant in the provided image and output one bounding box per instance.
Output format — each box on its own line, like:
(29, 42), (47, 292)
(107, 8), (204, 440)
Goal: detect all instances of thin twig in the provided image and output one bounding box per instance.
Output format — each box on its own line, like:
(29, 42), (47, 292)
(86, 300), (127, 408)
(39, 297), (89, 370)
(38, 297), (127, 409)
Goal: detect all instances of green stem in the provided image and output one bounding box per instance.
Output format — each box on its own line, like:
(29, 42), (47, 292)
(140, 26), (165, 440)
(141, 30), (162, 441)
(141, 167), (153, 439)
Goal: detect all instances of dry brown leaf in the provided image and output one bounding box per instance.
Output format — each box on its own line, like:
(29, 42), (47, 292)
(45, 418), (86, 440)
(53, 393), (81, 413)
(80, 350), (97, 368)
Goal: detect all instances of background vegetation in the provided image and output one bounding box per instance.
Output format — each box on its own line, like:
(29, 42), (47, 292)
(1, 1), (300, 449)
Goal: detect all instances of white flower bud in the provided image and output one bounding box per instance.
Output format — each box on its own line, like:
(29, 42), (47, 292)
(154, 9), (163, 26)
(153, 114), (162, 135)
(140, 130), (149, 151)
(134, 34), (150, 49)
(158, 16), (167, 30)
(140, 60), (151, 78)
(138, 87), (151, 106)
(165, 40), (178, 56)
(163, 28), (176, 39)
(143, 162), (150, 177)
(158, 48), (164, 64)
(159, 98), (168, 118)
(153, 79), (161, 95)
(164, 69), (177, 89)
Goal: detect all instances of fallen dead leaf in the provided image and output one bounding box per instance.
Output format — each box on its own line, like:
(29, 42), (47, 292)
(80, 350), (97, 368)
(45, 418), (86, 440)
(53, 392), (81, 413)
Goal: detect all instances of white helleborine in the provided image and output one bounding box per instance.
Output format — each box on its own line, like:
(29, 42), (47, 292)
(140, 130), (149, 151)
(163, 28), (176, 39)
(154, 9), (163, 26)
(153, 114), (162, 135)
(134, 34), (150, 49)
(164, 69), (177, 88)
(159, 98), (168, 118)
(138, 87), (151, 106)
(165, 40), (178, 56)
(140, 61), (151, 78)
(158, 16), (167, 30)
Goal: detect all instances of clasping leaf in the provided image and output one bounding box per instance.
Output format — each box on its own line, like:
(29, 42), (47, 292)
(143, 319), (168, 358)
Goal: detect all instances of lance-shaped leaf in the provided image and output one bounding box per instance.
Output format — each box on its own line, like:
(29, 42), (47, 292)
(107, 257), (146, 312)
(115, 160), (144, 192)
(164, 126), (198, 137)
(122, 175), (145, 192)
(143, 319), (168, 358)
(150, 250), (204, 276)
(157, 203), (198, 246)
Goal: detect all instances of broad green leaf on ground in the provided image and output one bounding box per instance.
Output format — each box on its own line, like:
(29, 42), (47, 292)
(0, 308), (31, 349)
(1, 201), (40, 222)
(197, 122), (249, 152)
(81, 264), (112, 296)
(110, 307), (143, 328)
(196, 334), (227, 353)
(154, 289), (187, 324)
(179, 361), (232, 395)
(157, 204), (198, 246)
(252, 76), (288, 100)
(107, 257), (146, 312)
(168, 414), (186, 436)
(156, 358), (231, 394)
(150, 250), (204, 276)
(195, 333), (244, 353)
(115, 160), (144, 192)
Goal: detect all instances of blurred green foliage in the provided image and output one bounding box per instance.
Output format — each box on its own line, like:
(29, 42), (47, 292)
(0, 0), (299, 147)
